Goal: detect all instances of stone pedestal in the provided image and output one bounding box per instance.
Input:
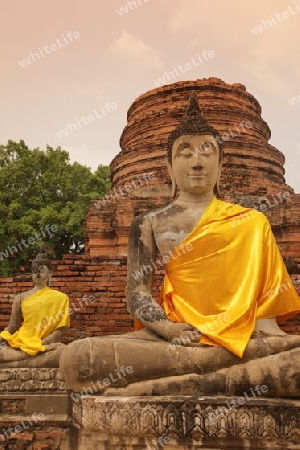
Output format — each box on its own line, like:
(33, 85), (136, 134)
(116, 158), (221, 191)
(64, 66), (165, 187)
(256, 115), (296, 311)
(72, 395), (300, 450)
(1, 370), (299, 449)
(0, 368), (76, 449)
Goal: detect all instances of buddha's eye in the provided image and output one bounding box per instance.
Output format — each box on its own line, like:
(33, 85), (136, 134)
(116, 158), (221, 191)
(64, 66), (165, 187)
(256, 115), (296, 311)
(179, 147), (193, 157)
(200, 142), (215, 154)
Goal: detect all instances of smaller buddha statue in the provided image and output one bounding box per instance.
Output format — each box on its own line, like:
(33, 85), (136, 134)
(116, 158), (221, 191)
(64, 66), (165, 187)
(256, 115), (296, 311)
(0, 246), (70, 367)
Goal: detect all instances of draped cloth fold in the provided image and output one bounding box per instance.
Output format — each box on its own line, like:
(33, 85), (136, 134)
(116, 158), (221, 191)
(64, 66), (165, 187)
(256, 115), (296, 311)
(0, 287), (70, 355)
(160, 197), (300, 357)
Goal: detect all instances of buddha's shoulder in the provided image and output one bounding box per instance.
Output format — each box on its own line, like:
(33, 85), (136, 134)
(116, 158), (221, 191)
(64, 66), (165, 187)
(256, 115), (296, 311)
(130, 203), (180, 228)
(48, 288), (69, 299)
(217, 199), (269, 224)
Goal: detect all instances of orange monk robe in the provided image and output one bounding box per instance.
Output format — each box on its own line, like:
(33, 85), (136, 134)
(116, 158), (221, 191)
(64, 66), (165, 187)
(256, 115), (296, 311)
(0, 287), (70, 356)
(161, 197), (300, 358)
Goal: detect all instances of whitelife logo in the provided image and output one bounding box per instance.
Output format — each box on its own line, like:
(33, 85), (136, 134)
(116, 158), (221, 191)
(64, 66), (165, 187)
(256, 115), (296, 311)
(288, 90), (300, 106)
(56, 102), (118, 138)
(153, 50), (215, 87)
(116, 0), (150, 16)
(18, 31), (81, 68)
(250, 2), (300, 35)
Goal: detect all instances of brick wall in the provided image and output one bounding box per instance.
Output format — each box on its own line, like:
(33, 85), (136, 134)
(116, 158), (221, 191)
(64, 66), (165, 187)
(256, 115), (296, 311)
(0, 252), (166, 343)
(0, 256), (130, 343)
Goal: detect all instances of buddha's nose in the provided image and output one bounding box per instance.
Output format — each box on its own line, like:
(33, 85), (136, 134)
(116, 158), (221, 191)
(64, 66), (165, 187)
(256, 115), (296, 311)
(191, 155), (204, 168)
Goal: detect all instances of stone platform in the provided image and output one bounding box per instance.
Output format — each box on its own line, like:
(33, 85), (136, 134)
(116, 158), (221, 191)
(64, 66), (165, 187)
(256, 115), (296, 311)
(73, 395), (300, 450)
(0, 368), (76, 449)
(1, 369), (299, 449)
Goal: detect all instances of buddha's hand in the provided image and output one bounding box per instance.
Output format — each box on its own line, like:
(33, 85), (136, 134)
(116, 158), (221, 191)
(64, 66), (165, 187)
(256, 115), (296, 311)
(44, 343), (60, 352)
(0, 339), (7, 350)
(162, 322), (201, 345)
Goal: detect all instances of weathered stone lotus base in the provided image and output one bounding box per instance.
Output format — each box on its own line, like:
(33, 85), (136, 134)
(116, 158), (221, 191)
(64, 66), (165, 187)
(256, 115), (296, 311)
(73, 395), (300, 450)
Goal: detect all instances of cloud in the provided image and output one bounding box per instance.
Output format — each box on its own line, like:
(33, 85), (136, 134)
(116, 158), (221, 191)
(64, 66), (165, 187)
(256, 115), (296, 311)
(168, 0), (294, 34)
(168, 0), (300, 95)
(107, 30), (163, 69)
(241, 16), (300, 94)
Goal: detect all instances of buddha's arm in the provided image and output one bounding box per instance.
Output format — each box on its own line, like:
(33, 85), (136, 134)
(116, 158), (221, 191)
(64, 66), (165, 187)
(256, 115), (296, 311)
(126, 214), (196, 341)
(0, 294), (22, 340)
(42, 326), (68, 345)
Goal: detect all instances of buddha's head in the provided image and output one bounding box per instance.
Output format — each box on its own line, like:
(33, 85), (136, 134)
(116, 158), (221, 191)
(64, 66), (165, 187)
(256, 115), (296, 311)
(167, 94), (222, 197)
(31, 246), (53, 287)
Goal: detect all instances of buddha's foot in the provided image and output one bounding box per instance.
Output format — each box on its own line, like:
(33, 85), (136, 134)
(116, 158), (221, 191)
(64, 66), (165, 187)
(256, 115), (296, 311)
(103, 373), (206, 396)
(0, 343), (66, 368)
(59, 334), (300, 394)
(226, 346), (300, 397)
(251, 329), (286, 338)
(242, 334), (300, 361)
(0, 347), (29, 362)
(104, 347), (300, 397)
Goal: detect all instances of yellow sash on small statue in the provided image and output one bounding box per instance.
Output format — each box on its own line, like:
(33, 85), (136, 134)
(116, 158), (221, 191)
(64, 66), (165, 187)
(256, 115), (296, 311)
(161, 197), (300, 357)
(0, 287), (69, 355)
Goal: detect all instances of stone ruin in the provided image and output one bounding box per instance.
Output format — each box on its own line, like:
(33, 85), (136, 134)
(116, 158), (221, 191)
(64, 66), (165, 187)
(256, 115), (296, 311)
(0, 78), (299, 449)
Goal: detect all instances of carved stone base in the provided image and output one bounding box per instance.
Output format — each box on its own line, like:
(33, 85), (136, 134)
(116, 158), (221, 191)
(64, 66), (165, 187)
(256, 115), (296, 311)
(0, 368), (76, 449)
(1, 369), (299, 449)
(0, 367), (67, 393)
(73, 395), (300, 450)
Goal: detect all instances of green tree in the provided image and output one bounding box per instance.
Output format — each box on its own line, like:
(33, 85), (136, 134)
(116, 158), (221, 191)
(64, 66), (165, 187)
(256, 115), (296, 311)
(0, 140), (111, 276)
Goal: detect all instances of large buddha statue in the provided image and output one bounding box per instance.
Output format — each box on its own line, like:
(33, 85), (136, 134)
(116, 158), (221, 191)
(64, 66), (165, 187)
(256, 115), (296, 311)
(0, 247), (70, 367)
(60, 95), (300, 397)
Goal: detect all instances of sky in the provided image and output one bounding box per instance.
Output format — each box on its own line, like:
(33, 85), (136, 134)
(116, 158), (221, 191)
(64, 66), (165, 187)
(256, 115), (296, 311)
(1, 0), (299, 192)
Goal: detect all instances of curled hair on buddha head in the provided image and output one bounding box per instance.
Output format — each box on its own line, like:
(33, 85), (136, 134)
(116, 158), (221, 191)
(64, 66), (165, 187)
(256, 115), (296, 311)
(166, 93), (223, 165)
(31, 245), (53, 272)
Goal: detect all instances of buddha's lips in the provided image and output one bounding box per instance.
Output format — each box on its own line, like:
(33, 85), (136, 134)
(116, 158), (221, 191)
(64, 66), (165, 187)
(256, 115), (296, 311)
(187, 174), (208, 178)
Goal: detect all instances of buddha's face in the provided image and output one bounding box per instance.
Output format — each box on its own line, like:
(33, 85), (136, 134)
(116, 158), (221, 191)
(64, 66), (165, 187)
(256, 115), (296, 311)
(170, 134), (220, 195)
(32, 264), (51, 286)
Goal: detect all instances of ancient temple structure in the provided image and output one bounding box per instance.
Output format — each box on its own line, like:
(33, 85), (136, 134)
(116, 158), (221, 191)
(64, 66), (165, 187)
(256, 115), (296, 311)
(0, 78), (299, 449)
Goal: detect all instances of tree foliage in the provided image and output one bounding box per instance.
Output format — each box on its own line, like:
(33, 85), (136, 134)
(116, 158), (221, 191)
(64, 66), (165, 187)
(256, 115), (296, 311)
(0, 140), (111, 276)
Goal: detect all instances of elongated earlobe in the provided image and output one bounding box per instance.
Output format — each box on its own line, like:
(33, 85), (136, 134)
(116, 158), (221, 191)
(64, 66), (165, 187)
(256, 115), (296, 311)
(213, 182), (220, 197)
(48, 272), (53, 287)
(167, 160), (177, 198)
(213, 164), (222, 197)
(171, 178), (177, 198)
